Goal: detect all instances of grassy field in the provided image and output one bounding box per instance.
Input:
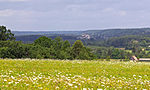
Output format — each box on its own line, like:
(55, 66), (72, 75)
(0, 59), (150, 89)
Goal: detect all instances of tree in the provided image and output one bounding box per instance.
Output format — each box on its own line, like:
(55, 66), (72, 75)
(71, 40), (96, 60)
(0, 26), (15, 41)
(72, 40), (84, 58)
(53, 37), (63, 50)
(34, 36), (53, 48)
(62, 40), (71, 50)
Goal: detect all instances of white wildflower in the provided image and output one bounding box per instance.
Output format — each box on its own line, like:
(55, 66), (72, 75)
(133, 75), (136, 77)
(8, 81), (13, 84)
(74, 86), (78, 88)
(83, 88), (87, 90)
(26, 84), (29, 86)
(97, 89), (103, 90)
(4, 79), (7, 82)
(15, 82), (19, 84)
(68, 83), (73, 86)
(11, 76), (15, 79)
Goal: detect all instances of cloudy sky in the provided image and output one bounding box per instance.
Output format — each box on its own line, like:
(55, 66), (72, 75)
(0, 0), (150, 31)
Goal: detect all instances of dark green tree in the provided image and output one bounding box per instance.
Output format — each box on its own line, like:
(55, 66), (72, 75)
(72, 40), (84, 58)
(53, 37), (63, 50)
(34, 36), (53, 48)
(71, 40), (96, 60)
(62, 40), (71, 50)
(0, 26), (15, 41)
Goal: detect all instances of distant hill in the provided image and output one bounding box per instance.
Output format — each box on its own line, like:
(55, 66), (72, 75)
(15, 34), (79, 44)
(15, 35), (43, 43)
(13, 31), (82, 36)
(14, 28), (150, 44)
(84, 28), (150, 40)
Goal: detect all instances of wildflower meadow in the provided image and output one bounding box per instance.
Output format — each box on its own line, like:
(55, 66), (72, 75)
(0, 59), (150, 89)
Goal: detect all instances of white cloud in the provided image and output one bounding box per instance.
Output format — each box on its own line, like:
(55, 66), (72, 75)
(119, 11), (127, 16)
(0, 9), (15, 16)
(0, 9), (37, 30)
(0, 0), (150, 30)
(102, 8), (114, 12)
(0, 0), (29, 2)
(0, 9), (33, 17)
(102, 8), (127, 16)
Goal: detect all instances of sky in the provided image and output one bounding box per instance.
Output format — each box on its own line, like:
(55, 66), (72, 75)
(0, 0), (150, 31)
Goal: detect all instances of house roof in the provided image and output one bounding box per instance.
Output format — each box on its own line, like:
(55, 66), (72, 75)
(131, 56), (138, 60)
(139, 58), (150, 61)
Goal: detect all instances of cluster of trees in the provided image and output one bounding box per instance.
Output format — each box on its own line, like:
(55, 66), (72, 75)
(86, 35), (150, 48)
(106, 35), (150, 48)
(0, 38), (96, 60)
(86, 34), (150, 58)
(92, 47), (131, 59)
(102, 35), (150, 58)
(0, 26), (96, 60)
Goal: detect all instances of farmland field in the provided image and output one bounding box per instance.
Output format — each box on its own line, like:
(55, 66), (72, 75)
(0, 59), (150, 89)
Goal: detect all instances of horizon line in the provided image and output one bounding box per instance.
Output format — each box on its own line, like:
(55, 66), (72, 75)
(12, 27), (150, 32)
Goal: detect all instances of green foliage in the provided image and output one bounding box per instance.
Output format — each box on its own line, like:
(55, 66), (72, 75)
(0, 47), (10, 58)
(0, 26), (15, 41)
(92, 47), (132, 59)
(34, 36), (53, 48)
(72, 40), (84, 58)
(106, 56), (110, 61)
(0, 34), (95, 60)
(71, 40), (96, 60)
(27, 45), (51, 59)
(62, 40), (71, 50)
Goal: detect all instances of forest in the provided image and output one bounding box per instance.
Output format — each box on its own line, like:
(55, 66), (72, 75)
(0, 26), (96, 60)
(1, 26), (150, 60)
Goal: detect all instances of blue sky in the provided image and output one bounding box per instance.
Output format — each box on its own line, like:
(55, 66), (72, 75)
(0, 0), (150, 31)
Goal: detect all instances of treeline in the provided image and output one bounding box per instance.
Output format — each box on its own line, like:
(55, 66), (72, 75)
(87, 35), (150, 49)
(0, 37), (96, 60)
(106, 35), (150, 48)
(0, 26), (96, 60)
(88, 35), (150, 59)
(3, 26), (150, 60)
(93, 47), (131, 59)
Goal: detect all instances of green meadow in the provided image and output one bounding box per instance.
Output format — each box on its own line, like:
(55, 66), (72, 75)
(0, 59), (150, 89)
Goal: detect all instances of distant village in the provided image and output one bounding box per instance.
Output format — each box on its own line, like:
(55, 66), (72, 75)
(77, 34), (91, 40)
